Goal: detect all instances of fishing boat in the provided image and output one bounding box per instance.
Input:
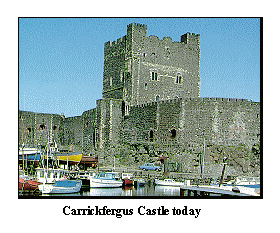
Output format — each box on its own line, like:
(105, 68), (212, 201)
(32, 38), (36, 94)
(38, 179), (82, 194)
(90, 172), (123, 188)
(36, 168), (67, 183)
(155, 179), (185, 187)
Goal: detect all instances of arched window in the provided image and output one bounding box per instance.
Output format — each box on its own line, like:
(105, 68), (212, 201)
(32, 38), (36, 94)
(156, 95), (160, 101)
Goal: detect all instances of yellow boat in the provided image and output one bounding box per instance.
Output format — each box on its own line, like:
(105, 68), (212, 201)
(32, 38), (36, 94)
(46, 151), (83, 165)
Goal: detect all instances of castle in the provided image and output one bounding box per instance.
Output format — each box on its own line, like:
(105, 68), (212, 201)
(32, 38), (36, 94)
(19, 23), (260, 170)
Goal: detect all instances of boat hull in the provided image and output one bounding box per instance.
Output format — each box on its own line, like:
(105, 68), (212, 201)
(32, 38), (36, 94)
(90, 178), (123, 188)
(123, 178), (133, 186)
(38, 180), (82, 194)
(19, 178), (41, 191)
(155, 180), (184, 187)
(54, 152), (83, 165)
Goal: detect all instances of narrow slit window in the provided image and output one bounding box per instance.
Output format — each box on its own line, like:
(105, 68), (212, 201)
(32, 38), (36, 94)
(176, 75), (182, 84)
(144, 83), (148, 90)
(151, 71), (158, 81)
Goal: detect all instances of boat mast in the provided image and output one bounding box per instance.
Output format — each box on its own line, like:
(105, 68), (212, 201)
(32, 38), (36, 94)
(21, 116), (25, 172)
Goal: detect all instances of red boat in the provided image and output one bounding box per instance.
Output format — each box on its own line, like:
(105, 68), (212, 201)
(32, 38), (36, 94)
(123, 178), (133, 186)
(19, 178), (41, 192)
(122, 173), (134, 186)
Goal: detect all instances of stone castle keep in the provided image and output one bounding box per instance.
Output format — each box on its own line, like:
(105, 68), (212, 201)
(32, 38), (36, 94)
(19, 23), (260, 174)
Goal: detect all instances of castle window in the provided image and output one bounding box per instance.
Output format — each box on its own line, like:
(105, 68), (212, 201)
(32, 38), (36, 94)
(156, 95), (160, 101)
(166, 47), (170, 55)
(39, 124), (45, 130)
(149, 130), (154, 142)
(110, 77), (112, 86)
(151, 71), (158, 81)
(144, 83), (148, 90)
(176, 75), (182, 84)
(169, 129), (177, 139)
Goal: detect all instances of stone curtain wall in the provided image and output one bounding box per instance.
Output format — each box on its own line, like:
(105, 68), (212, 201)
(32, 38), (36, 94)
(121, 97), (260, 149)
(19, 111), (63, 147)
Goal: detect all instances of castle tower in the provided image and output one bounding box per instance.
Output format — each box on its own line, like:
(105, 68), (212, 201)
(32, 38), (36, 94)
(102, 23), (201, 113)
(97, 23), (201, 148)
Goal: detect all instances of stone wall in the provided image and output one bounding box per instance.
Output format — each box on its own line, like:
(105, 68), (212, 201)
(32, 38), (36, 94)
(95, 98), (123, 149)
(19, 111), (63, 147)
(122, 97), (260, 149)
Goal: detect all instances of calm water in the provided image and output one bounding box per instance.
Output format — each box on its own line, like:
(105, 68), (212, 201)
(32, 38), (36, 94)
(22, 183), (181, 197)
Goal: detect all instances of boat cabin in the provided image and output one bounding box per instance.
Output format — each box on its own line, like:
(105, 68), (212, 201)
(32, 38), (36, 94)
(36, 168), (66, 183)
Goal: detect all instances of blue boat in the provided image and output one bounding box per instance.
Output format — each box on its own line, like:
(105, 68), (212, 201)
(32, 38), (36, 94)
(19, 147), (42, 163)
(38, 179), (82, 194)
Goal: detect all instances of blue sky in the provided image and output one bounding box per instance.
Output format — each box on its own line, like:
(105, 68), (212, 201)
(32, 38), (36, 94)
(19, 18), (260, 117)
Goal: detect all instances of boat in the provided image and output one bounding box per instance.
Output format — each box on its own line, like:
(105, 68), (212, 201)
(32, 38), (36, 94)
(19, 170), (41, 192)
(226, 177), (260, 188)
(19, 147), (42, 164)
(134, 178), (146, 187)
(77, 170), (97, 187)
(90, 172), (123, 188)
(52, 151), (83, 166)
(38, 179), (82, 194)
(155, 178), (185, 187)
(122, 173), (133, 186)
(36, 168), (67, 183)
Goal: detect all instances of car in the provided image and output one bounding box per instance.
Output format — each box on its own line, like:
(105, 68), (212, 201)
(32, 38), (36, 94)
(139, 163), (161, 171)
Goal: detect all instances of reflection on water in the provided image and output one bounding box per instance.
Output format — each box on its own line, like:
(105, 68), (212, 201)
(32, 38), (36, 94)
(80, 184), (180, 197)
(35, 185), (180, 197)
(20, 184), (181, 197)
(154, 186), (180, 196)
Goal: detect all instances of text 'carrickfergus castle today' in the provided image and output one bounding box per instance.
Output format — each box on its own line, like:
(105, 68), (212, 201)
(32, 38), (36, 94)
(19, 23), (260, 175)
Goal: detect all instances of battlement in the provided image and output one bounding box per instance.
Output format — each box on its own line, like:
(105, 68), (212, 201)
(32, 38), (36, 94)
(181, 33), (200, 44)
(104, 35), (127, 50)
(127, 23), (147, 30)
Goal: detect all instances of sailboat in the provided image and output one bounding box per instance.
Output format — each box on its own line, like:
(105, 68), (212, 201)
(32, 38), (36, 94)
(19, 117), (42, 193)
(37, 124), (82, 194)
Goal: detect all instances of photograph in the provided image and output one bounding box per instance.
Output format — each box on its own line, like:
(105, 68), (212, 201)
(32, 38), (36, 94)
(19, 17), (261, 198)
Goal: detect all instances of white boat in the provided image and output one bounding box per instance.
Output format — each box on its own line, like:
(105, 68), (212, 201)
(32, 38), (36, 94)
(155, 179), (185, 187)
(134, 178), (146, 186)
(38, 179), (82, 194)
(77, 170), (97, 180)
(226, 177), (260, 188)
(90, 172), (123, 188)
(36, 168), (67, 183)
